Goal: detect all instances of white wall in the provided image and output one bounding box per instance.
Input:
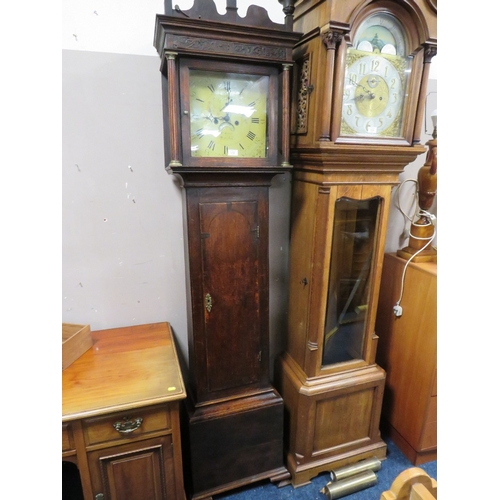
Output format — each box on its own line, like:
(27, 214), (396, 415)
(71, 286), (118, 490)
(62, 50), (187, 336)
(62, 0), (286, 56)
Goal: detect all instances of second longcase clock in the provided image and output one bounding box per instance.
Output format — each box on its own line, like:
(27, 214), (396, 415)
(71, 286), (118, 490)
(276, 0), (437, 487)
(154, 2), (301, 499)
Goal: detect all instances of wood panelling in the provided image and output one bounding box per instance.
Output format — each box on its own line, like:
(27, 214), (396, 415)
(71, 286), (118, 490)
(313, 389), (374, 451)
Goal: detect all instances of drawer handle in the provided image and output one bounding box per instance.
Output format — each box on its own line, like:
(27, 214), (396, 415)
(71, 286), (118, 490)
(113, 416), (143, 434)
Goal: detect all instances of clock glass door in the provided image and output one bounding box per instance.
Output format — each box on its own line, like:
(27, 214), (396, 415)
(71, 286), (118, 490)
(322, 197), (381, 366)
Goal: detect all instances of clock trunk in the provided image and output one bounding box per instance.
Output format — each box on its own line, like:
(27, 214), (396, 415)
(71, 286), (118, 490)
(178, 172), (289, 499)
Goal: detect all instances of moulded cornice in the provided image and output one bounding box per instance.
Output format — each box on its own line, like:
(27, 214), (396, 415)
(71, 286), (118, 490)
(291, 144), (427, 177)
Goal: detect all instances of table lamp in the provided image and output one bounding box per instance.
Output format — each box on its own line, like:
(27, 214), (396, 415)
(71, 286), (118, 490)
(397, 109), (437, 262)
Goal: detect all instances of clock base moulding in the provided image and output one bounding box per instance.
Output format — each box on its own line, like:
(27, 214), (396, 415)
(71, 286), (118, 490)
(181, 388), (289, 500)
(276, 352), (387, 488)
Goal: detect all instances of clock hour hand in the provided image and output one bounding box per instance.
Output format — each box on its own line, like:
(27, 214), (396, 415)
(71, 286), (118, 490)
(349, 77), (375, 98)
(204, 106), (228, 126)
(199, 106), (218, 123)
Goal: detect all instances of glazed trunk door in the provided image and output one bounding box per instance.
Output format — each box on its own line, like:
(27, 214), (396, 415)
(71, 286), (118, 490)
(200, 200), (261, 397)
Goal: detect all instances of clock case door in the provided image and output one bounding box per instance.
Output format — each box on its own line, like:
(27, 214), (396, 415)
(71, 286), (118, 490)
(183, 180), (273, 405)
(284, 181), (391, 378)
(179, 59), (279, 168)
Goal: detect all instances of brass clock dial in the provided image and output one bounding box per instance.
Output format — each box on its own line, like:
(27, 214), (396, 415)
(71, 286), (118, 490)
(341, 13), (410, 138)
(188, 70), (269, 158)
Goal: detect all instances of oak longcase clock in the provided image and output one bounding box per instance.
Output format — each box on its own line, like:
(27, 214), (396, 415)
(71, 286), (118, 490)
(154, 1), (301, 499)
(275, 0), (437, 487)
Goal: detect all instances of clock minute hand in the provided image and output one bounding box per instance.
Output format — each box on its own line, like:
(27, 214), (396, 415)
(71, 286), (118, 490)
(220, 99), (233, 111)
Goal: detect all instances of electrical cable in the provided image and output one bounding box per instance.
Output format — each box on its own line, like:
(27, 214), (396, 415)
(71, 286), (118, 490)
(393, 209), (436, 317)
(394, 178), (419, 223)
(393, 178), (420, 243)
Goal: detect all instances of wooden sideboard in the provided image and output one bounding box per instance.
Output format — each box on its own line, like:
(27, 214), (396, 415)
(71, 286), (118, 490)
(375, 253), (437, 465)
(62, 322), (187, 500)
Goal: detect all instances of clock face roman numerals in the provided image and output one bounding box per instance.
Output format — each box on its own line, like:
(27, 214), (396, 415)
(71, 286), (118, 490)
(188, 70), (269, 158)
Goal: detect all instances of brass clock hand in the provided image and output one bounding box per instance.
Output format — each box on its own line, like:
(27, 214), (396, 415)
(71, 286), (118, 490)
(349, 77), (375, 99)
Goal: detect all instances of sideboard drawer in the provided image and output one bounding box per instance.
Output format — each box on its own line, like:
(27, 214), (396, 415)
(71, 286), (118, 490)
(82, 405), (171, 447)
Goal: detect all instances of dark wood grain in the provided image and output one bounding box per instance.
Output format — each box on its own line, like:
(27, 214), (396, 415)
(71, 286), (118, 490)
(154, 2), (301, 497)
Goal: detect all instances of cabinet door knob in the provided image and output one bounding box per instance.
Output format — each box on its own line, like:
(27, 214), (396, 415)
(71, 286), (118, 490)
(95, 494), (104, 500)
(113, 416), (143, 434)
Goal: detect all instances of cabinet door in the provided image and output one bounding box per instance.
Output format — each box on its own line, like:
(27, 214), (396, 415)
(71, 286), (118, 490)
(186, 186), (270, 403)
(87, 436), (175, 500)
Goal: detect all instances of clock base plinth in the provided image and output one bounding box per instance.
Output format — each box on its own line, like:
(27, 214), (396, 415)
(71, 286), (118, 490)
(182, 388), (287, 499)
(276, 353), (387, 488)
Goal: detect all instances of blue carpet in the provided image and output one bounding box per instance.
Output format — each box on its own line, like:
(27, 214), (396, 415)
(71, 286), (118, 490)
(214, 438), (437, 499)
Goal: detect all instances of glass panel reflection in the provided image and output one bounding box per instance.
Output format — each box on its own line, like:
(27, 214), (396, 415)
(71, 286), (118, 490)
(322, 197), (381, 366)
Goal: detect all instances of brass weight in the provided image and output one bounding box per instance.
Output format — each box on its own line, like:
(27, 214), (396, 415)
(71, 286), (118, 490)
(320, 457), (382, 499)
(320, 470), (377, 499)
(330, 456), (381, 481)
